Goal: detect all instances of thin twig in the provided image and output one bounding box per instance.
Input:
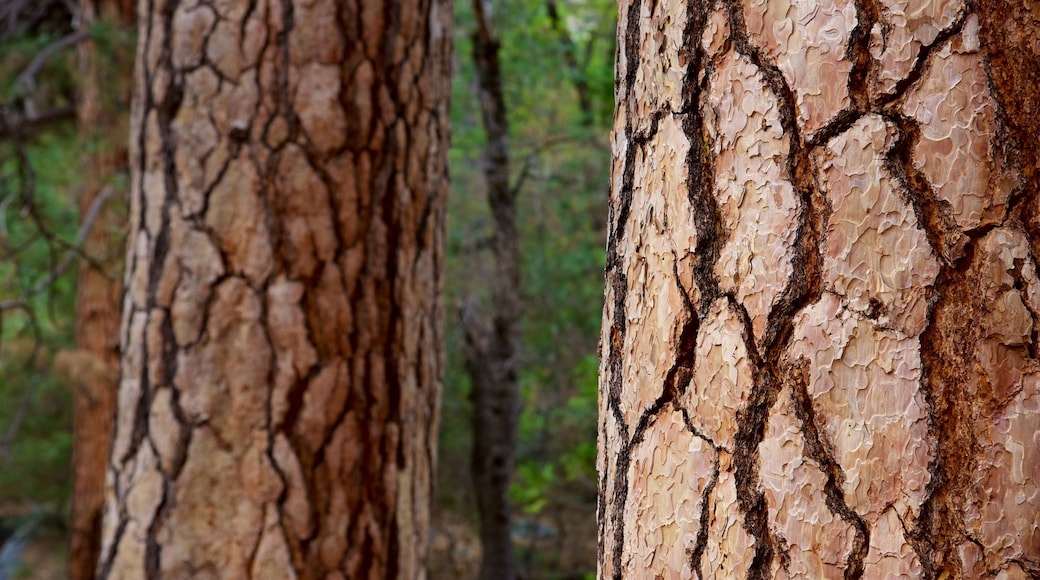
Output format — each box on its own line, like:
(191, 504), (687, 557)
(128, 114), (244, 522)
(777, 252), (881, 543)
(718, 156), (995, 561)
(31, 184), (116, 293)
(14, 30), (89, 90)
(0, 104), (77, 140)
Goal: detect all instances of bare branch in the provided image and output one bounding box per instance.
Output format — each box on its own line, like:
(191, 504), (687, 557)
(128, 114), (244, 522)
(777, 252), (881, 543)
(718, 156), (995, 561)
(14, 30), (89, 91)
(31, 184), (116, 293)
(0, 104), (77, 140)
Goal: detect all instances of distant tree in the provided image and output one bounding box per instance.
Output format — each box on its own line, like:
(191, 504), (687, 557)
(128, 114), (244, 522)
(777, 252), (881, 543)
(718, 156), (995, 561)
(97, 0), (451, 576)
(461, 0), (521, 577)
(66, 2), (133, 578)
(599, 1), (1040, 577)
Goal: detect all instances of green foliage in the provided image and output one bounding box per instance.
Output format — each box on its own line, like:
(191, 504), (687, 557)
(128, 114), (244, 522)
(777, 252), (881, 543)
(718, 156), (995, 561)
(0, 130), (81, 513)
(0, 351), (72, 507)
(0, 32), (77, 112)
(438, 0), (615, 576)
(0, 26), (100, 516)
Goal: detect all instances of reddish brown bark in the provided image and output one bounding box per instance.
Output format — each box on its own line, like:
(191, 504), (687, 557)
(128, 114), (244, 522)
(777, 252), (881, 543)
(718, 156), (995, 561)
(66, 2), (133, 578)
(97, 0), (450, 577)
(600, 1), (1040, 578)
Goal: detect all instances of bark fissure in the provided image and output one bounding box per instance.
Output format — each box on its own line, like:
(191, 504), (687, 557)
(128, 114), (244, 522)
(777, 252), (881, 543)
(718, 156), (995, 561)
(788, 360), (869, 578)
(681, 0), (721, 316)
(720, 3), (834, 575)
(883, 112), (967, 264)
(875, 6), (970, 108)
(687, 422), (720, 580)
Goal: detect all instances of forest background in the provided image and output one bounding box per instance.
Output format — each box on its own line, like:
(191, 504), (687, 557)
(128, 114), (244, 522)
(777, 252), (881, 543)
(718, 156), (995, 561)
(0, 0), (615, 577)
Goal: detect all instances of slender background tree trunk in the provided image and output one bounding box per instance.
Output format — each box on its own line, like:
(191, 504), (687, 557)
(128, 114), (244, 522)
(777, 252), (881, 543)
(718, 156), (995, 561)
(97, 0), (450, 577)
(461, 1), (521, 577)
(67, 1), (133, 578)
(599, 0), (1040, 577)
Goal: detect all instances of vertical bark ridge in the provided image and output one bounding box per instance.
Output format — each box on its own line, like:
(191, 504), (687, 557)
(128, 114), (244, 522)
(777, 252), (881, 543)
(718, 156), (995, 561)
(604, 118), (659, 580)
(889, 6), (1040, 575)
(718, 2), (835, 575)
(680, 0), (721, 316)
(880, 19), (976, 575)
(909, 242), (990, 576)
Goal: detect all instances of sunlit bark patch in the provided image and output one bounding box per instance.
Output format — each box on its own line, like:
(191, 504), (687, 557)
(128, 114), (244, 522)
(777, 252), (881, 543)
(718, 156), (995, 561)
(904, 15), (1014, 232)
(683, 299), (753, 449)
(874, 0), (964, 95)
(631, 0), (687, 129)
(620, 115), (697, 426)
(704, 50), (799, 342)
(816, 114), (938, 336)
(791, 294), (932, 524)
(760, 385), (855, 579)
(621, 406), (715, 577)
(864, 505), (923, 576)
(703, 457), (756, 579)
(741, 0), (855, 135)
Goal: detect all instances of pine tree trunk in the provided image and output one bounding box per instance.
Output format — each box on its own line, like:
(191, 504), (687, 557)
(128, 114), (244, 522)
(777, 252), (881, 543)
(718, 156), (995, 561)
(599, 1), (1040, 577)
(68, 2), (134, 578)
(97, 0), (451, 577)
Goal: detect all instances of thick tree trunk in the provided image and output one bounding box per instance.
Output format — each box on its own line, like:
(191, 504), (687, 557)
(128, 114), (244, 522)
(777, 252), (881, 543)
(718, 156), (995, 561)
(97, 0), (450, 577)
(599, 1), (1040, 578)
(68, 1), (133, 578)
(462, 1), (521, 578)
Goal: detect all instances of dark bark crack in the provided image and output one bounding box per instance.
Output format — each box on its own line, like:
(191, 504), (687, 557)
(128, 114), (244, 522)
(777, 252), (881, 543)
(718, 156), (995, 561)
(717, 1), (835, 575)
(788, 359), (869, 579)
(597, 0), (646, 567)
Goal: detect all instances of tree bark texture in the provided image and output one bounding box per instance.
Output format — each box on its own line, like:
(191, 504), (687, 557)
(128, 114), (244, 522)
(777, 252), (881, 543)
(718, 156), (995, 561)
(462, 1), (521, 578)
(599, 0), (1040, 578)
(97, 0), (450, 578)
(68, 1), (133, 578)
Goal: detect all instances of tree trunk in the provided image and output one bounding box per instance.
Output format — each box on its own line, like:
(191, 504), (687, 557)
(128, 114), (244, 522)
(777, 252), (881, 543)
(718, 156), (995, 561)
(599, 1), (1040, 578)
(462, 1), (521, 578)
(67, 1), (133, 578)
(97, 0), (450, 577)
